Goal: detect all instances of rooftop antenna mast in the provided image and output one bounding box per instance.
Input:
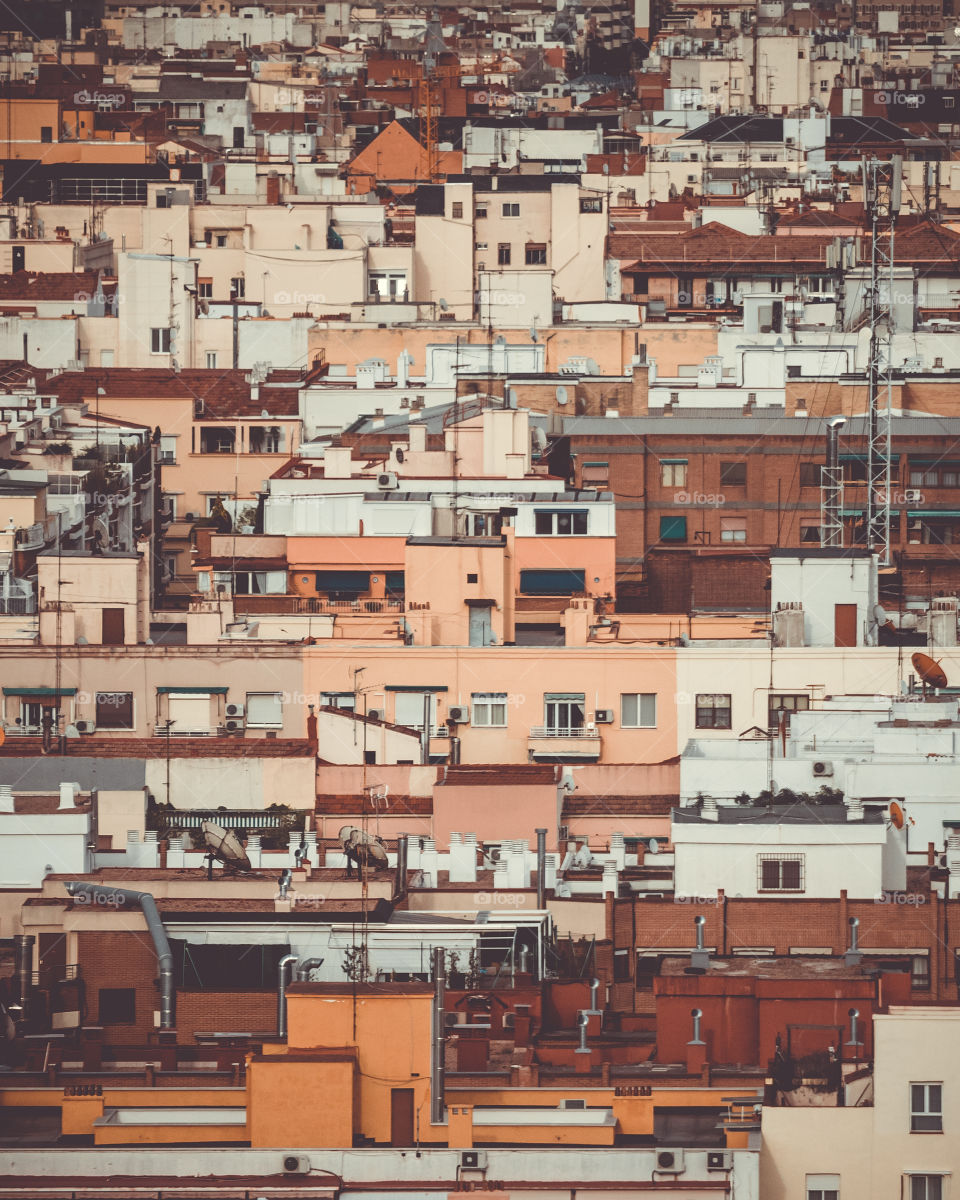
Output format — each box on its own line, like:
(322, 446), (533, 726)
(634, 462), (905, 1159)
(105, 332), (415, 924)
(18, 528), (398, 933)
(863, 155), (901, 567)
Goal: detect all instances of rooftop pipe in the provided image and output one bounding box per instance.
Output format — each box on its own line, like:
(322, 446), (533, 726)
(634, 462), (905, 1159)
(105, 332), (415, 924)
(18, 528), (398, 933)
(277, 953), (298, 1038)
(65, 884), (174, 1029)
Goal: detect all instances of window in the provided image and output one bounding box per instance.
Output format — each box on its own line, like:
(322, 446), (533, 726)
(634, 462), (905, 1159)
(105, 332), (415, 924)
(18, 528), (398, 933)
(40, 126), (53, 142)
(621, 693), (656, 727)
(758, 854), (804, 892)
(534, 510), (588, 535)
(525, 243), (547, 265)
(720, 518), (747, 543)
(476, 205), (487, 219)
(497, 243), (511, 266)
(911, 1083), (943, 1132)
(205, 352), (217, 369)
(217, 570), (285, 594)
(660, 515), (687, 542)
(246, 692), (283, 728)
(451, 201), (464, 219)
(801, 525), (821, 543)
(581, 461), (609, 488)
(98, 987), (135, 1024)
(544, 693), (585, 731)
(199, 427), (236, 454)
(613, 949), (630, 982)
(198, 278), (213, 299)
(806, 1177), (839, 1200)
(230, 276), (245, 299)
(502, 202), (520, 217)
(661, 461), (687, 487)
(912, 955), (931, 991)
(321, 692), (355, 711)
(720, 461), (747, 486)
(908, 1177), (945, 1200)
(96, 692), (134, 730)
(520, 568), (586, 594)
(580, 197), (602, 213)
(216, 234), (227, 247)
(151, 327), (172, 354)
(800, 462), (822, 488)
(472, 692), (507, 726)
(696, 693), (731, 729)
(768, 693), (809, 730)
(159, 435), (177, 464)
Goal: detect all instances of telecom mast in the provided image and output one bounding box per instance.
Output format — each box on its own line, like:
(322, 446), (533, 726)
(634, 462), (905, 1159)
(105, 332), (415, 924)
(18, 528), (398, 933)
(863, 155), (901, 566)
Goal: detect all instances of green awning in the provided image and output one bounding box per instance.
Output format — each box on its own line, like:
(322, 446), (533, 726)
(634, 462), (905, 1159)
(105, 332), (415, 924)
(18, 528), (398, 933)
(156, 686), (229, 695)
(908, 511), (960, 518)
(386, 684), (449, 692)
(3, 686), (77, 696)
(519, 568), (587, 594)
(660, 458), (688, 465)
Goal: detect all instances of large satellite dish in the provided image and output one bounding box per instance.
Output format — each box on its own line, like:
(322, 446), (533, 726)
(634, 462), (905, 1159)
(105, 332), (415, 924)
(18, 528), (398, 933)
(889, 801), (905, 830)
(912, 651), (948, 691)
(202, 820), (252, 872)
(339, 825), (388, 870)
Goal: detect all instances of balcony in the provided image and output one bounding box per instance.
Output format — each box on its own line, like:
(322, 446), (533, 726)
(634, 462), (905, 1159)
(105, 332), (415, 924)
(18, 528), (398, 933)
(527, 726), (602, 760)
(228, 593), (404, 615)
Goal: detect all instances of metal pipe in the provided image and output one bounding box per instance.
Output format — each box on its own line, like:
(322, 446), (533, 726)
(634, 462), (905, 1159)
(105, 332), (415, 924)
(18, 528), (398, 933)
(846, 1007), (861, 1047)
(848, 916), (859, 953)
(590, 977), (600, 1011)
(535, 827), (547, 910)
(577, 1010), (589, 1052)
(691, 1007), (704, 1044)
(395, 834), (408, 900)
(694, 914), (706, 951)
(278, 868), (293, 899)
(66, 883), (174, 1029)
(14, 934), (34, 1022)
(431, 945), (446, 1124)
(277, 953), (298, 1037)
(296, 956), (324, 982)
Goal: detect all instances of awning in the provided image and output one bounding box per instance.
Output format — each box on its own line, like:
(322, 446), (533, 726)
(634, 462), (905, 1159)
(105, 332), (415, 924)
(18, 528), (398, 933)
(386, 684), (449, 692)
(156, 686), (229, 695)
(908, 511), (960, 518)
(3, 686), (77, 696)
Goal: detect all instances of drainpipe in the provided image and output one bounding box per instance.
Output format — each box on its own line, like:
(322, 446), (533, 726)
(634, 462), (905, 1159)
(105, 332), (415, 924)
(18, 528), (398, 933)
(66, 883), (174, 1030)
(296, 956), (324, 982)
(277, 953), (298, 1038)
(535, 827), (547, 909)
(431, 945), (446, 1124)
(14, 934), (35, 1023)
(395, 834), (409, 901)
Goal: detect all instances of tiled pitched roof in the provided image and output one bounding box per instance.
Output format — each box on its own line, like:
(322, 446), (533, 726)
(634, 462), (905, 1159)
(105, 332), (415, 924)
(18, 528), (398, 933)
(0, 736), (314, 759)
(46, 368), (302, 418)
(562, 794), (678, 817)
(0, 272), (103, 302)
(437, 764), (558, 787)
(612, 222), (833, 267)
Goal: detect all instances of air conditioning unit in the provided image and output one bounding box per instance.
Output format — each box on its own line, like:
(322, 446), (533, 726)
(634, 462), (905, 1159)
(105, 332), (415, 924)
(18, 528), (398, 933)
(225, 719), (244, 733)
(594, 709), (614, 724)
(282, 1156), (310, 1174)
(656, 1149), (685, 1173)
(813, 760), (834, 777)
(368, 708), (383, 722)
(448, 705), (470, 724)
(74, 720), (96, 734)
(377, 471), (398, 489)
(559, 1098), (587, 1110)
(707, 1150), (733, 1170)
(905, 489), (923, 501)
(460, 1149), (487, 1169)
(225, 703), (245, 718)
(445, 1012), (462, 1027)
(502, 1011), (516, 1029)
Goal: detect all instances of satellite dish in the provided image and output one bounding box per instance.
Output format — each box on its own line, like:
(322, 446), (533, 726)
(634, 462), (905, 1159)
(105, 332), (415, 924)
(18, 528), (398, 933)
(202, 820), (252, 872)
(873, 603), (888, 625)
(495, 335), (506, 347)
(911, 651), (948, 690)
(556, 385), (568, 406)
(647, 838), (660, 855)
(531, 426), (547, 452)
(339, 824), (388, 869)
(889, 801), (905, 830)
(438, 298), (449, 311)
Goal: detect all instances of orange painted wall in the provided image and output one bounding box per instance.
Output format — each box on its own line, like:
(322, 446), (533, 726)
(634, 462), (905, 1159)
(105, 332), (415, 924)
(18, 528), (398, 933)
(247, 1055), (355, 1147)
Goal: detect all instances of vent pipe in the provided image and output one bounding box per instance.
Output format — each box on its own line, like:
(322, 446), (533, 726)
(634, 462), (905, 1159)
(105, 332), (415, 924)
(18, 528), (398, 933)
(690, 1007), (704, 1044)
(845, 1007), (861, 1047)
(296, 956), (324, 982)
(395, 834), (409, 900)
(691, 914), (710, 970)
(431, 946), (446, 1124)
(277, 953), (298, 1037)
(277, 868), (293, 899)
(536, 827), (547, 909)
(577, 1010), (590, 1052)
(845, 916), (861, 965)
(13, 934), (34, 1023)
(66, 884), (174, 1029)
(589, 977), (601, 1012)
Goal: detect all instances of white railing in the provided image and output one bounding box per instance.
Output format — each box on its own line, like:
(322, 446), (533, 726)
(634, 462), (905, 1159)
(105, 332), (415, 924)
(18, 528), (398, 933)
(529, 726), (599, 738)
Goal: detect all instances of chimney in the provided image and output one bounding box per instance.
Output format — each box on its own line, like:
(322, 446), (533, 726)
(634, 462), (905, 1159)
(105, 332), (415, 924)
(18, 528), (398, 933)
(701, 795), (719, 821)
(536, 827), (547, 909)
(0, 784), (14, 813)
(59, 782), (80, 810)
(395, 834), (409, 900)
(844, 916), (862, 966)
(306, 704), (318, 749)
(13, 934), (34, 1023)
(845, 1007), (862, 1051)
(691, 915), (710, 971)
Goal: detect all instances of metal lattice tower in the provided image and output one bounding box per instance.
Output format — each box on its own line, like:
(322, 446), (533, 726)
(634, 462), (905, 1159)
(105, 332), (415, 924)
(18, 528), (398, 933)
(863, 156), (902, 566)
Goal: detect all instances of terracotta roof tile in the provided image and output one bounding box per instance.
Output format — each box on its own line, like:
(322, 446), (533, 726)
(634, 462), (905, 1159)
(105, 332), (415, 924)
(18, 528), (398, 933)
(0, 272), (104, 302)
(46, 368), (302, 418)
(0, 736), (314, 759)
(437, 764), (558, 786)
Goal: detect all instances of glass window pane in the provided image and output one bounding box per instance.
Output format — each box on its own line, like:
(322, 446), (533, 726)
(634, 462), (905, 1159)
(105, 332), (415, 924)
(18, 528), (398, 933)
(622, 693), (638, 726)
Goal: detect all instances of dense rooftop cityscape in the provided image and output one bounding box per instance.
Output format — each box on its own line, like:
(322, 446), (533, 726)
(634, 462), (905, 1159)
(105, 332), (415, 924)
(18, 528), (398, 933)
(0, 0), (959, 1196)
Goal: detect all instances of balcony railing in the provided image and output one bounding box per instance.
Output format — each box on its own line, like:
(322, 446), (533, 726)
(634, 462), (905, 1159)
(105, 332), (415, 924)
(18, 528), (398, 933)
(529, 726), (598, 738)
(0, 594), (36, 615)
(31, 964), (80, 987)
